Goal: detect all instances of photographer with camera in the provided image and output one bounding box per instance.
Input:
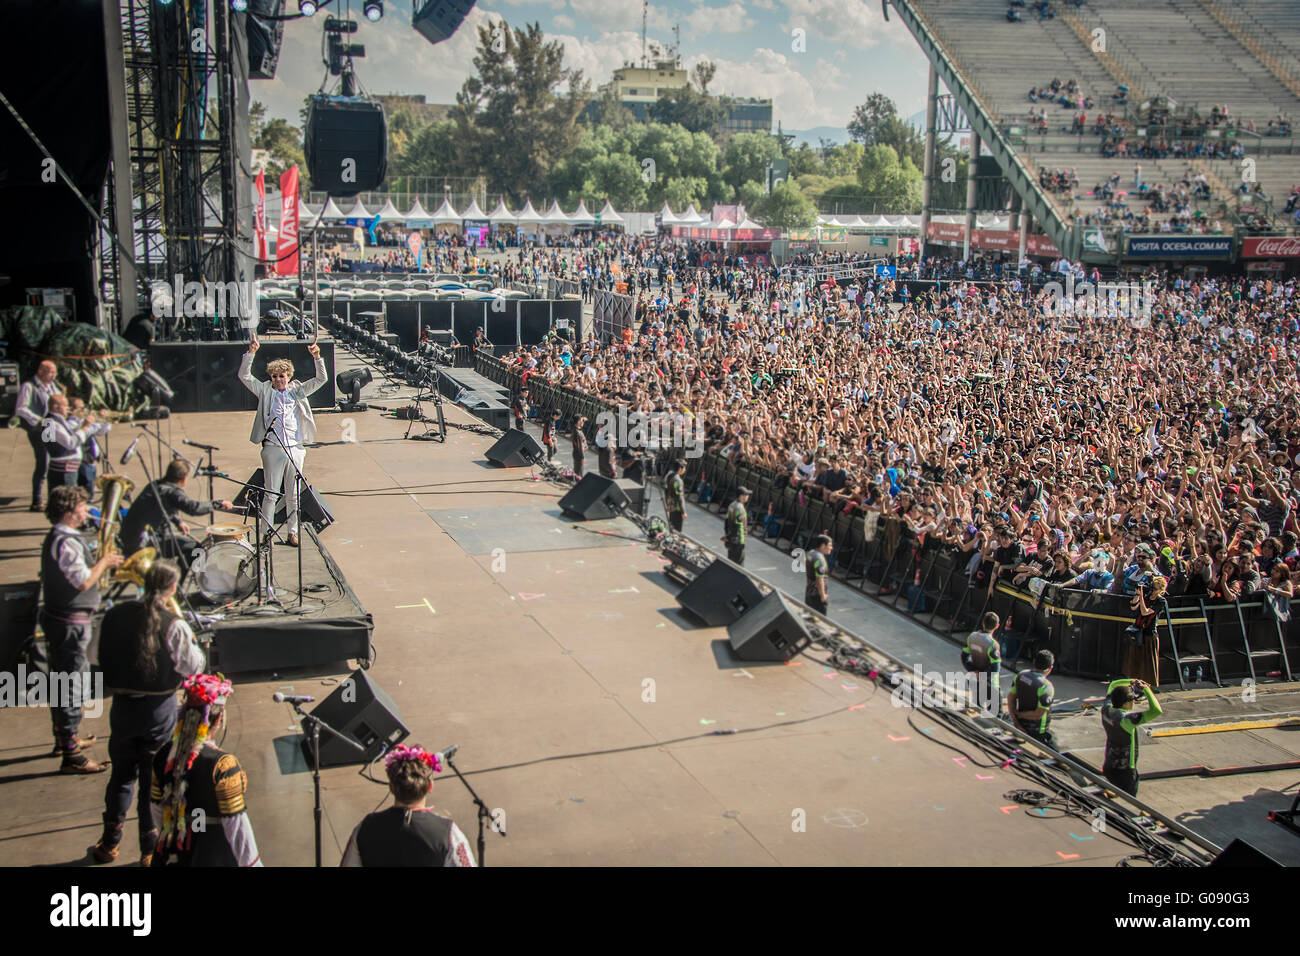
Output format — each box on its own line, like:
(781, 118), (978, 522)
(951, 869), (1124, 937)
(1100, 677), (1163, 796)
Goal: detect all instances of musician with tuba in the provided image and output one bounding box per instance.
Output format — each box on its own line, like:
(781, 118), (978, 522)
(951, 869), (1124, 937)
(39, 485), (123, 773)
(92, 559), (206, 866)
(120, 459), (237, 580)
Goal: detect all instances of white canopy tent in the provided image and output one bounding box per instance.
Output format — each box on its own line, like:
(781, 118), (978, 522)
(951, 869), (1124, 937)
(568, 199), (596, 225)
(318, 198), (347, 221)
(597, 199), (625, 227)
(658, 202), (681, 225)
(373, 199), (405, 222)
(341, 198), (372, 220)
(460, 197), (487, 220)
(404, 199), (433, 228)
(487, 197), (516, 225)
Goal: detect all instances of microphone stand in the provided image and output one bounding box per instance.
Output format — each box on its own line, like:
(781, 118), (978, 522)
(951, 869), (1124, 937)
(125, 444), (202, 624)
(287, 697), (365, 868)
(444, 754), (505, 867)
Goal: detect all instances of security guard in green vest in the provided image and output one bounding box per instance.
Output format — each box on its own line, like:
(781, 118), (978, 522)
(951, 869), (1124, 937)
(1007, 649), (1058, 750)
(805, 533), (832, 613)
(1100, 677), (1162, 797)
(664, 459), (687, 533)
(722, 486), (751, 566)
(963, 611), (1003, 714)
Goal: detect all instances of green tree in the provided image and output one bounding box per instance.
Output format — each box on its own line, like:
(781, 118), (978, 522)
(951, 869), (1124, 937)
(584, 84), (637, 130)
(856, 143), (923, 213)
(391, 120), (463, 179)
(847, 93), (924, 168)
(691, 60), (717, 94)
(452, 21), (590, 202)
(754, 180), (817, 230)
(722, 132), (781, 193)
(662, 176), (708, 208)
(648, 85), (727, 135)
(250, 101), (307, 184)
(736, 180), (764, 210)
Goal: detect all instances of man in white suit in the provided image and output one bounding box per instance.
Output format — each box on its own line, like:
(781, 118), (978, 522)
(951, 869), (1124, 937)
(238, 341), (327, 547)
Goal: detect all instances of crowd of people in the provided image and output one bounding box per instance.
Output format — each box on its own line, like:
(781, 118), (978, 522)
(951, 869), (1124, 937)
(500, 237), (1300, 658)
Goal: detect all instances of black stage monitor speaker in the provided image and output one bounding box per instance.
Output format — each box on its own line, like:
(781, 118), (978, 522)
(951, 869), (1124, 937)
(0, 580), (39, 673)
(1208, 838), (1284, 868)
(233, 468), (335, 533)
(300, 670), (408, 768)
(245, 0), (285, 79)
(727, 591), (812, 662)
(558, 473), (629, 520)
(305, 95), (388, 197)
(676, 560), (765, 627)
(485, 428), (542, 467)
(413, 0), (478, 46)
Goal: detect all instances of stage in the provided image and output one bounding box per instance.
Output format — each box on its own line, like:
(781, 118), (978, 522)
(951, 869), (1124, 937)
(0, 349), (1295, 866)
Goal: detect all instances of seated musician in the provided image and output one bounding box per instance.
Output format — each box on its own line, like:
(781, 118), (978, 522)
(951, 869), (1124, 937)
(120, 459), (237, 575)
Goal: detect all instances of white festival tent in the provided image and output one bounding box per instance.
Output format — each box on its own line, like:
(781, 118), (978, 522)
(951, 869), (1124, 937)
(658, 202), (681, 225)
(597, 199), (625, 225)
(540, 200), (570, 224)
(568, 199), (597, 225)
(460, 197), (487, 221)
(680, 203), (707, 225)
(430, 196), (461, 224)
(341, 198), (372, 220)
(373, 199), (405, 222)
(487, 197), (516, 224)
(404, 199), (433, 228)
(318, 198), (347, 221)
(514, 198), (543, 227)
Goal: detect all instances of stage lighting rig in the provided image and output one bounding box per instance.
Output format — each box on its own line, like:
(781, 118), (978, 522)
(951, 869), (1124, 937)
(299, 1), (319, 16)
(364, 1), (384, 21)
(231, 0), (249, 11)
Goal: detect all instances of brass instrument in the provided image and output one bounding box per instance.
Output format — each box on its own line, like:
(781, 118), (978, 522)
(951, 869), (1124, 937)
(96, 473), (133, 589)
(113, 546), (183, 617)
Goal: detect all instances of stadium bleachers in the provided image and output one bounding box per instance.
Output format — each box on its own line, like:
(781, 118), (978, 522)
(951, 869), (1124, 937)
(901, 0), (1299, 237)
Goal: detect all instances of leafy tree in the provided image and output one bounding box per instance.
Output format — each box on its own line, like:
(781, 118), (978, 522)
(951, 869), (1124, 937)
(452, 21), (590, 203)
(649, 85), (727, 135)
(391, 120), (463, 180)
(722, 132), (781, 193)
(847, 93), (924, 168)
(737, 180), (764, 211)
(856, 143), (923, 213)
(754, 180), (817, 230)
(584, 84), (637, 130)
(250, 101), (306, 184)
(691, 60), (717, 94)
(662, 176), (708, 208)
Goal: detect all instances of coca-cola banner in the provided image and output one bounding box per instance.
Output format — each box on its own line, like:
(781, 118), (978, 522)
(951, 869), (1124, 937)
(1242, 236), (1300, 258)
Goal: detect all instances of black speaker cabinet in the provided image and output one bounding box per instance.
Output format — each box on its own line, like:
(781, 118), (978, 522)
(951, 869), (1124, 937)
(196, 342), (250, 413)
(148, 343), (200, 413)
(412, 0), (477, 45)
(677, 560), (765, 627)
(727, 591), (812, 662)
(245, 0), (285, 80)
(232, 467), (335, 532)
(485, 428), (543, 467)
(558, 473), (629, 520)
(1209, 838), (1284, 867)
(300, 670), (408, 769)
(0, 580), (39, 673)
(305, 95), (388, 197)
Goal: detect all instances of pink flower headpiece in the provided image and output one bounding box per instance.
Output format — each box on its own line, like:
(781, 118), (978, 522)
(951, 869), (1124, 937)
(384, 745), (442, 774)
(182, 673), (232, 709)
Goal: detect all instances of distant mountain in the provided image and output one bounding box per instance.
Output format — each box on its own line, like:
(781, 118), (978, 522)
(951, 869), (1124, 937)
(781, 126), (851, 146)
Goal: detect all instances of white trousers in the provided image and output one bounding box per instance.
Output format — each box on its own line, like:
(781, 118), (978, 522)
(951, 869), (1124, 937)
(260, 442), (306, 535)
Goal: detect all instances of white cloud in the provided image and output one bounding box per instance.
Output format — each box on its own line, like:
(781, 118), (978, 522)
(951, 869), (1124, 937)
(550, 29), (646, 85)
(700, 48), (842, 127)
(568, 0), (673, 34)
(554, 13), (576, 29)
(684, 3), (753, 36)
(778, 0), (908, 52)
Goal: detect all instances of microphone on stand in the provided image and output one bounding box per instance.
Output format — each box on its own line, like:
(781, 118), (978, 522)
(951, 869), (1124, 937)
(434, 744), (459, 765)
(184, 438), (220, 451)
(273, 692), (315, 704)
(119, 436), (141, 466)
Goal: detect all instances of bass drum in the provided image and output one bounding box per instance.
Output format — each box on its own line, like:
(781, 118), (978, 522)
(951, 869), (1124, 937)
(193, 539), (258, 604)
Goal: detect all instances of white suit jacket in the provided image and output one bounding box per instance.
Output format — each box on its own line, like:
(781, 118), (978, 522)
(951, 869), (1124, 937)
(238, 352), (328, 446)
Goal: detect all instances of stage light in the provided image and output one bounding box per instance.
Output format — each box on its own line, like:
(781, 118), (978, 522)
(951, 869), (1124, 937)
(336, 368), (372, 410)
(231, 0), (249, 11)
(157, 0), (175, 6)
(299, 0), (318, 16)
(364, 1), (383, 21)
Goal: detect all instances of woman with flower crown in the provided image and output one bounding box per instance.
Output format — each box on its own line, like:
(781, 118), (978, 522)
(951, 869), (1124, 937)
(340, 745), (476, 867)
(148, 674), (262, 867)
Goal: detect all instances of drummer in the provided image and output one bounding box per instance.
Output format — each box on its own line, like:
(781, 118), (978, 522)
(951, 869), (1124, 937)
(119, 459), (238, 578)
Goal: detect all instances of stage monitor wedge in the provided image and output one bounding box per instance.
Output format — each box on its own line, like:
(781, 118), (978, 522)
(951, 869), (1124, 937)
(727, 591), (812, 662)
(485, 428), (542, 467)
(300, 670), (408, 768)
(413, 0), (478, 46)
(676, 559), (765, 627)
(305, 95), (388, 197)
(558, 473), (629, 520)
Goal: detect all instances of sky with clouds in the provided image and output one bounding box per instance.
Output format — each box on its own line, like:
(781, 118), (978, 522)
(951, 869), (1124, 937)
(254, 1), (935, 137)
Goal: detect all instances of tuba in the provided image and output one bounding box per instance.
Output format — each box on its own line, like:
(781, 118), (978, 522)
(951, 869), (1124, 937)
(113, 546), (183, 617)
(96, 473), (133, 588)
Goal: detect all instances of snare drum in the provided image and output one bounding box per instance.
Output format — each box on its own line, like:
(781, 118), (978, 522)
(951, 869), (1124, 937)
(205, 524), (250, 545)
